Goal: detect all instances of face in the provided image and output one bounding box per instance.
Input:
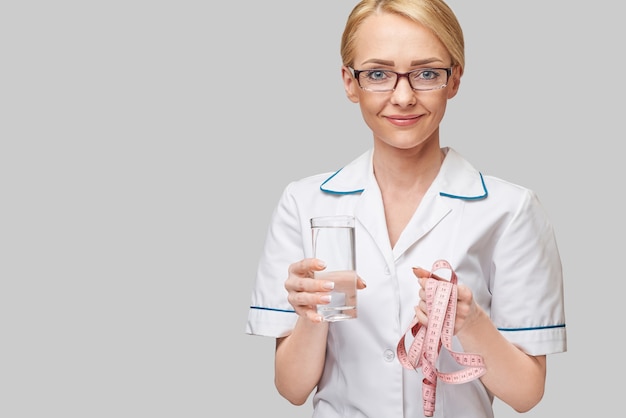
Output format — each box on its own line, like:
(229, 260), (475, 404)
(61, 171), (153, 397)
(342, 12), (461, 151)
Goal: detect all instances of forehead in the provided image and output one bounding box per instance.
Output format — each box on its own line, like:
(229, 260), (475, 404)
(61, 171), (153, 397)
(353, 12), (449, 66)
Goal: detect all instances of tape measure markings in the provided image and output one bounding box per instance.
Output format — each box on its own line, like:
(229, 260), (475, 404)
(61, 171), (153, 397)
(396, 259), (486, 417)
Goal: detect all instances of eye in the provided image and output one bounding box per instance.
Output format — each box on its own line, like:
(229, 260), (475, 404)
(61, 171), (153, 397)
(412, 69), (442, 81)
(364, 70), (393, 82)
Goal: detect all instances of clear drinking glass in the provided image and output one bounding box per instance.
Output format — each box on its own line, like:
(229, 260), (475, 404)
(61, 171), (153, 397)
(310, 215), (357, 321)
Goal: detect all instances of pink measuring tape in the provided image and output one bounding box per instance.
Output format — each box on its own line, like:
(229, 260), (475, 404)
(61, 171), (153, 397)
(396, 260), (486, 417)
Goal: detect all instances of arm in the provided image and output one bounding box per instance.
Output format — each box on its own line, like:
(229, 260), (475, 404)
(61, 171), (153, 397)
(275, 258), (367, 405)
(273, 258), (330, 405)
(413, 272), (545, 412)
(453, 296), (546, 413)
(275, 318), (329, 405)
(454, 189), (561, 411)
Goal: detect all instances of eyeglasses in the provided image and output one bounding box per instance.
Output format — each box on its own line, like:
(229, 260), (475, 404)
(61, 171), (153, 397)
(349, 67), (452, 92)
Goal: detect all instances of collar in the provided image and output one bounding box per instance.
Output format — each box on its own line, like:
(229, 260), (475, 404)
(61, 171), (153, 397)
(319, 147), (488, 200)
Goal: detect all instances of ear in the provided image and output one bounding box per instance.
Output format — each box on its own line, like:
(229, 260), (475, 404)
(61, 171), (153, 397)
(342, 66), (360, 103)
(446, 66), (463, 99)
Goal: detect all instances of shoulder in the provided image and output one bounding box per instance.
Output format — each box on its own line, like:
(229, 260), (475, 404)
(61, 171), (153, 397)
(443, 147), (539, 200)
(441, 148), (547, 222)
(281, 149), (373, 198)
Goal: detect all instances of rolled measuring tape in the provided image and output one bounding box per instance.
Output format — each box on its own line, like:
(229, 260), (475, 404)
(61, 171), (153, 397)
(396, 259), (486, 417)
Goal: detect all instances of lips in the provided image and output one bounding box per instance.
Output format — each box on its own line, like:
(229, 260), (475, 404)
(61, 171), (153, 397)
(386, 115), (420, 127)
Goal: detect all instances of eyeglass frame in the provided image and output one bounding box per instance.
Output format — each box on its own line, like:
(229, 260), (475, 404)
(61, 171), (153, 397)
(348, 67), (453, 92)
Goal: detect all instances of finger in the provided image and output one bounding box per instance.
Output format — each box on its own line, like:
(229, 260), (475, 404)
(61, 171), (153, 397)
(356, 276), (367, 289)
(306, 309), (325, 323)
(288, 258), (326, 276)
(286, 277), (335, 296)
(292, 305), (324, 323)
(413, 303), (429, 326)
(286, 259), (332, 293)
(288, 288), (332, 310)
(412, 267), (431, 279)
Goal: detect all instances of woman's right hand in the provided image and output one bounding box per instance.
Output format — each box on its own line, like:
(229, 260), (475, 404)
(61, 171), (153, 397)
(285, 258), (366, 323)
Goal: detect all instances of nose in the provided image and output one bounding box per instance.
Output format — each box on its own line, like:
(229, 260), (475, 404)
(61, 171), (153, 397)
(390, 74), (416, 106)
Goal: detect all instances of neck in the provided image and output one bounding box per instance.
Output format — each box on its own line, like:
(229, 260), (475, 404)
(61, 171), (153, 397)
(372, 143), (445, 193)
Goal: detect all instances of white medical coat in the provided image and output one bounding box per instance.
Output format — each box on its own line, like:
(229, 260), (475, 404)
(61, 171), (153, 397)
(246, 147), (567, 418)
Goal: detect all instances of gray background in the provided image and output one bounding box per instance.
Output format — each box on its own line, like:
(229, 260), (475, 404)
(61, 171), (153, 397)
(1, 1), (622, 416)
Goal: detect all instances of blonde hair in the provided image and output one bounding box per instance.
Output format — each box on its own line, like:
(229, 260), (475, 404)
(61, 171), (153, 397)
(340, 0), (465, 71)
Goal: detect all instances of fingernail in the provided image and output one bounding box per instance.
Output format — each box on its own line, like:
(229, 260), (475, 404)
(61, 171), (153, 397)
(322, 281), (335, 290)
(320, 295), (332, 302)
(317, 260), (327, 268)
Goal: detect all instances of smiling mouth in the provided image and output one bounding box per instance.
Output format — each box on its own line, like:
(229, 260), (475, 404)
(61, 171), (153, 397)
(387, 115), (420, 125)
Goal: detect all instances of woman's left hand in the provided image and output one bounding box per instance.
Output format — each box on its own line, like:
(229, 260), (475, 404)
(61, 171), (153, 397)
(411, 267), (481, 335)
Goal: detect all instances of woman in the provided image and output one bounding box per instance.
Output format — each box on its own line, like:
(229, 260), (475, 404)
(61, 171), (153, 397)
(246, 0), (567, 416)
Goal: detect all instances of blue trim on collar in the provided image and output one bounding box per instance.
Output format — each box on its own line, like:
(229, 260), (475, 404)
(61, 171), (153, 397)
(320, 168), (487, 198)
(439, 172), (488, 200)
(320, 168), (364, 195)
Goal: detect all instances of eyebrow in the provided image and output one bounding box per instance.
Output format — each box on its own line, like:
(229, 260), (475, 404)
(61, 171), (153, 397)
(360, 58), (445, 67)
